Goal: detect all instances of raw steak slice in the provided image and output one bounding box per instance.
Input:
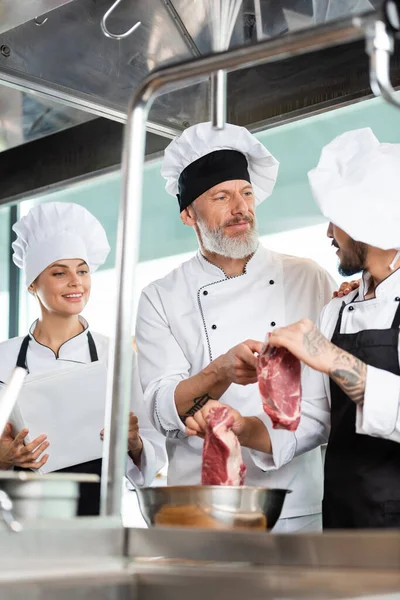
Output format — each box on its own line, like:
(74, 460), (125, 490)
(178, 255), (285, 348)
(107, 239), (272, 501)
(202, 406), (246, 486)
(257, 344), (301, 431)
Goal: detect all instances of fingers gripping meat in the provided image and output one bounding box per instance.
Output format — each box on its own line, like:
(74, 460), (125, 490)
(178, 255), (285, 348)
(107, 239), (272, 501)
(257, 344), (301, 431)
(202, 406), (246, 486)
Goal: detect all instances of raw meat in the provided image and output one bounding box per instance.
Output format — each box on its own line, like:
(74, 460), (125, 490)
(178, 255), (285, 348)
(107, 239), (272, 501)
(257, 344), (301, 431)
(201, 405), (246, 486)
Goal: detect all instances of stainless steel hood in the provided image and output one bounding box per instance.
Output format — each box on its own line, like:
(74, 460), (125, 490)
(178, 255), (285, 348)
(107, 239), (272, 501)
(0, 0), (398, 202)
(0, 1), (389, 135)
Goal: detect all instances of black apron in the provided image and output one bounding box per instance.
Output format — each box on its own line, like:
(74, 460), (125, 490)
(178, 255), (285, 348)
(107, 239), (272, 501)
(323, 294), (400, 529)
(15, 332), (102, 516)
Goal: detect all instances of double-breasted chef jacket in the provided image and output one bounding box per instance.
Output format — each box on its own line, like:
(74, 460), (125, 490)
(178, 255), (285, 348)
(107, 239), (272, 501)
(0, 317), (167, 508)
(262, 269), (400, 528)
(136, 244), (337, 521)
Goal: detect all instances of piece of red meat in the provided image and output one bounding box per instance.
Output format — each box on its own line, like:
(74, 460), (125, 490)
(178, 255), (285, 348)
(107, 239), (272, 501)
(201, 406), (246, 486)
(257, 344), (301, 431)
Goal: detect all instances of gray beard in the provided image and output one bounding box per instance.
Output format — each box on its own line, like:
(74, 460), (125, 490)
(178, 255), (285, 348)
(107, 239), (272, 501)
(196, 216), (259, 260)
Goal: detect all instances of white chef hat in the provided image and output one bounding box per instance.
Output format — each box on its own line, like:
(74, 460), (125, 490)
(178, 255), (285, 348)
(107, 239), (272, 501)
(161, 122), (279, 211)
(12, 202), (110, 287)
(308, 128), (400, 251)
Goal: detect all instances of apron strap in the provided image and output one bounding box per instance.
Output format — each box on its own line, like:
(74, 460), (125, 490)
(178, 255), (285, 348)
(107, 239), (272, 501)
(87, 331), (99, 362)
(16, 331), (99, 370)
(391, 298), (400, 329)
(16, 335), (30, 371)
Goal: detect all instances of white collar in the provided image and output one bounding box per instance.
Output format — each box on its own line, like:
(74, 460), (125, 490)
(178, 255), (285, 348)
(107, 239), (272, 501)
(28, 316), (90, 360)
(195, 244), (272, 279)
(360, 268), (400, 300)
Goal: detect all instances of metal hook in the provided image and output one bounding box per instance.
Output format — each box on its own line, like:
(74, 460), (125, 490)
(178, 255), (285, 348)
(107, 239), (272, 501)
(34, 16), (48, 26)
(365, 20), (400, 110)
(101, 0), (141, 40)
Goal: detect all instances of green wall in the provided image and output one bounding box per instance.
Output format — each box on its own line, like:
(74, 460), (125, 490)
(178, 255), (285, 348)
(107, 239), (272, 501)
(23, 95), (400, 270)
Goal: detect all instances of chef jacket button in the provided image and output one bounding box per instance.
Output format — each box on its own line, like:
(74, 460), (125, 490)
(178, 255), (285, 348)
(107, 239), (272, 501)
(395, 297), (400, 302)
(203, 290), (208, 296)
(348, 306), (355, 311)
(271, 321), (276, 327)
(211, 324), (217, 330)
(269, 280), (275, 285)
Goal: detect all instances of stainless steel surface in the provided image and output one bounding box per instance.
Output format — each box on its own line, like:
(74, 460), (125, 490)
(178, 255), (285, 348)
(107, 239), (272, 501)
(127, 527), (400, 568)
(135, 486), (289, 530)
(0, 490), (21, 532)
(101, 0), (142, 40)
(366, 19), (400, 108)
(211, 70), (227, 130)
(100, 100), (149, 517)
(0, 0), (209, 137)
(132, 562), (400, 600)
(0, 367), (27, 435)
(0, 472), (99, 522)
(0, 523), (398, 597)
(3, 478), (79, 521)
(0, 87), (94, 152)
(101, 17), (367, 517)
(0, 0), (380, 150)
(0, 0), (76, 35)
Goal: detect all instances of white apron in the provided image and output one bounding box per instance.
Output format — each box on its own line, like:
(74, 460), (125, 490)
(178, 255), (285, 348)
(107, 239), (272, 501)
(9, 332), (107, 474)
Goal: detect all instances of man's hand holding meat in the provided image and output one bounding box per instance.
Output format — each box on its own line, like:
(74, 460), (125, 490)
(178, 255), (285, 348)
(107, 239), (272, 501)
(185, 400), (272, 454)
(269, 319), (367, 406)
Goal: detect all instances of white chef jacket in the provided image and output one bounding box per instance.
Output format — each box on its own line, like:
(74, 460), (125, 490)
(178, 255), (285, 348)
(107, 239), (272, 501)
(263, 268), (400, 472)
(136, 244), (337, 519)
(0, 318), (166, 487)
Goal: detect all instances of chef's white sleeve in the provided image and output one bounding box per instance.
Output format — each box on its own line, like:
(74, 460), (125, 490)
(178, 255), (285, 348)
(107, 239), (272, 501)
(319, 267), (338, 307)
(248, 364), (331, 471)
(125, 351), (167, 487)
(355, 364), (400, 443)
(135, 287), (189, 438)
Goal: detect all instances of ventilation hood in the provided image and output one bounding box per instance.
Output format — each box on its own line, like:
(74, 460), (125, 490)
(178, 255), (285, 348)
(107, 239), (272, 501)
(0, 0), (399, 202)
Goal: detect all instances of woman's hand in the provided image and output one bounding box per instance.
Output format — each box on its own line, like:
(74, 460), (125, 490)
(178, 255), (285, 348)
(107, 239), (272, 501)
(0, 423), (49, 470)
(100, 412), (143, 467)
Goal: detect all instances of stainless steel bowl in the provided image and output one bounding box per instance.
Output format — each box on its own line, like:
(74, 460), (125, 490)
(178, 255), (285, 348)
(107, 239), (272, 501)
(135, 486), (290, 531)
(0, 471), (100, 522)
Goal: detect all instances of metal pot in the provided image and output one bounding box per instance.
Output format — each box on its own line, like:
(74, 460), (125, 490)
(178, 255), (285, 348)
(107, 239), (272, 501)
(135, 486), (290, 531)
(0, 471), (100, 527)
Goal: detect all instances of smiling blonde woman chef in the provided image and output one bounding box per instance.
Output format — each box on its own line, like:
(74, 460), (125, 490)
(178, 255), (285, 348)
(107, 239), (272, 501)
(0, 202), (166, 516)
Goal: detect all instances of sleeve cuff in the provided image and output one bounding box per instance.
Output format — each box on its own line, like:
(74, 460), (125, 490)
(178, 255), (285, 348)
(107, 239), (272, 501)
(154, 381), (187, 436)
(125, 437), (156, 487)
(248, 413), (296, 471)
(356, 365), (400, 437)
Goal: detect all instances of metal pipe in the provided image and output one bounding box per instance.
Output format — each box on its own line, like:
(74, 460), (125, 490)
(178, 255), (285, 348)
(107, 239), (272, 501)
(100, 17), (366, 516)
(211, 70), (227, 130)
(100, 100), (150, 515)
(366, 20), (400, 109)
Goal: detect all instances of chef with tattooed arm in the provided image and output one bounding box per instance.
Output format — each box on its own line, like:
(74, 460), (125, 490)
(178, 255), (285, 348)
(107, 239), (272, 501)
(186, 128), (400, 530)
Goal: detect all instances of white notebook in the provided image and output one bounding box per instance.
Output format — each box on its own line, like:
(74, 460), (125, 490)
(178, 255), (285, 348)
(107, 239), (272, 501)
(6, 360), (107, 474)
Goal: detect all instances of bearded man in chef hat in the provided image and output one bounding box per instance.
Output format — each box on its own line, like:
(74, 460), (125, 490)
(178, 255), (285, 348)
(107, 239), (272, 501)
(136, 121), (343, 533)
(186, 128), (400, 530)
(0, 202), (166, 516)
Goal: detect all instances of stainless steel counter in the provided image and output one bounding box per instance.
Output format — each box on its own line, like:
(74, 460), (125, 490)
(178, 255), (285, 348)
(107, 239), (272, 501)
(0, 519), (399, 599)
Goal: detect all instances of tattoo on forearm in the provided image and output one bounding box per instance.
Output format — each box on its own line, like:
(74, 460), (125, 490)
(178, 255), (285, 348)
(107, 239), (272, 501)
(330, 354), (366, 405)
(303, 327), (332, 356)
(182, 393), (212, 422)
(302, 325), (366, 405)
